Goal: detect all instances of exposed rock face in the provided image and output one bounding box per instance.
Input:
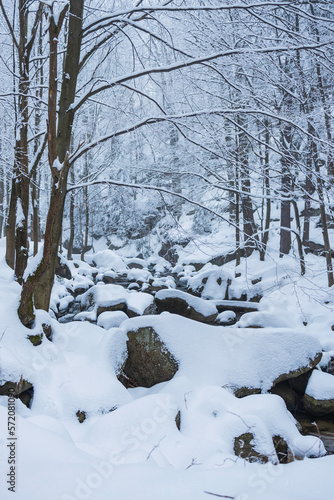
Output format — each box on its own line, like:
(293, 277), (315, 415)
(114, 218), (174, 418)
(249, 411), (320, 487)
(123, 326), (179, 387)
(155, 289), (218, 323)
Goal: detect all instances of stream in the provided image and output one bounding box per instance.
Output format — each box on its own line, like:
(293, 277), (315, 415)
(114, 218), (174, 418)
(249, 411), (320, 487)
(57, 268), (334, 456)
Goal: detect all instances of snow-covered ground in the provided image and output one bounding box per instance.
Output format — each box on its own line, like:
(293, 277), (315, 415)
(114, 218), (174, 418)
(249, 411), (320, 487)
(1, 235), (334, 500)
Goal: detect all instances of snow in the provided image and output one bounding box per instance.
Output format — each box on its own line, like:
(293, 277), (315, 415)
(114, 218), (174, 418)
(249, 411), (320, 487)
(305, 370), (334, 400)
(155, 289), (218, 317)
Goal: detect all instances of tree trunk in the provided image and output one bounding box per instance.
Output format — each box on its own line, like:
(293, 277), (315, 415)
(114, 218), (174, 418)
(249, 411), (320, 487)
(18, 173), (68, 325)
(237, 118), (258, 256)
(19, 0), (83, 326)
(260, 123), (271, 261)
(67, 170), (75, 260)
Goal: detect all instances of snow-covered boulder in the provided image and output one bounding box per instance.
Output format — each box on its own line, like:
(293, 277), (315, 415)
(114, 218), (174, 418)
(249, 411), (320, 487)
(97, 311), (129, 329)
(78, 284), (154, 320)
(87, 249), (128, 272)
(120, 313), (322, 393)
(303, 370), (334, 416)
(124, 257), (148, 269)
(236, 311), (292, 329)
(155, 289), (218, 323)
(186, 266), (231, 300)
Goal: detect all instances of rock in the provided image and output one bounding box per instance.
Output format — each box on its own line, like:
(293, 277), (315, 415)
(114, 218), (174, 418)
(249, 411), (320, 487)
(270, 381), (300, 413)
(155, 289), (218, 323)
(121, 314), (323, 395)
(123, 326), (179, 388)
(234, 387), (261, 398)
(302, 394), (334, 416)
(55, 256), (72, 280)
(233, 432), (268, 463)
(76, 410), (87, 423)
(125, 258), (147, 269)
(97, 301), (128, 317)
(302, 370), (334, 416)
(0, 378), (33, 402)
(102, 273), (116, 284)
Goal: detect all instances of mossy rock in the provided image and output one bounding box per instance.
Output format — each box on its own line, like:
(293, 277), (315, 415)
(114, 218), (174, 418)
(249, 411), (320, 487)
(123, 327), (179, 388)
(234, 387), (261, 398)
(302, 394), (334, 416)
(28, 333), (43, 346)
(233, 432), (268, 463)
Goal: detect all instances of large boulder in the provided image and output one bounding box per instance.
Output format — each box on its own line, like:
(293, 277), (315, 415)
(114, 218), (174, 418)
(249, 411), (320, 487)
(123, 326), (179, 387)
(155, 289), (218, 323)
(120, 314), (323, 394)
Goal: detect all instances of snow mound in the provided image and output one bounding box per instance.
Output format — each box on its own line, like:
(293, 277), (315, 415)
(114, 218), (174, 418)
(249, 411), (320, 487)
(97, 311), (129, 329)
(305, 370), (334, 400)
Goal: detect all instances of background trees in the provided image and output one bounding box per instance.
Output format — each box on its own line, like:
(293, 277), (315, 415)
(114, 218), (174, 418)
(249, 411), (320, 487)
(0, 0), (333, 325)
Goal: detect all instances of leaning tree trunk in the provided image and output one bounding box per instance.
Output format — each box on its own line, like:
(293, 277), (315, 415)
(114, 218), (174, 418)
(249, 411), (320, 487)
(18, 172), (69, 325)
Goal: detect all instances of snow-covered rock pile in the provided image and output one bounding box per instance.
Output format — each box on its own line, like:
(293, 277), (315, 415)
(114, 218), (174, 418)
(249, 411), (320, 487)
(2, 243), (334, 499)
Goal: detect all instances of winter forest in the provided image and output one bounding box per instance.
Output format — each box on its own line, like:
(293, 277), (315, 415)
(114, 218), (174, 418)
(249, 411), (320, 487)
(1, 0), (334, 499)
